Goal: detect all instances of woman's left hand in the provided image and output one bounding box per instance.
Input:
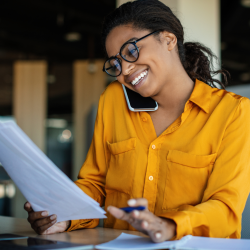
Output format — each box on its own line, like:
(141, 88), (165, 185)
(108, 198), (176, 243)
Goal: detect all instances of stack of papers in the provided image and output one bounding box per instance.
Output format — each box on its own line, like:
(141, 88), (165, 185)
(0, 121), (106, 222)
(96, 233), (250, 250)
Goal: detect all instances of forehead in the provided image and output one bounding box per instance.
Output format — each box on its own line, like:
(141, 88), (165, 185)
(105, 25), (150, 57)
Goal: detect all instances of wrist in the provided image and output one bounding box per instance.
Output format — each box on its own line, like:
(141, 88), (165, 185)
(161, 217), (177, 239)
(65, 220), (71, 231)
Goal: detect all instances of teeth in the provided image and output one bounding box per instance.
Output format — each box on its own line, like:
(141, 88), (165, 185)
(131, 70), (148, 86)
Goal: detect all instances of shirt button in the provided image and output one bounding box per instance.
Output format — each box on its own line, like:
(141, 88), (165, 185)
(152, 145), (156, 149)
(149, 176), (153, 181)
(142, 117), (147, 122)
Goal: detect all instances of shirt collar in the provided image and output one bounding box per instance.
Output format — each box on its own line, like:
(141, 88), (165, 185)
(189, 79), (213, 114)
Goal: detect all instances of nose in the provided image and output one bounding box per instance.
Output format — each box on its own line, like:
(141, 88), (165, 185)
(121, 59), (135, 76)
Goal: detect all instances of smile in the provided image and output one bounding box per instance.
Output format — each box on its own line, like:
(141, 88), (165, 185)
(131, 70), (148, 86)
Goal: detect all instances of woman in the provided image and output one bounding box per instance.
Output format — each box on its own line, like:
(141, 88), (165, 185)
(24, 0), (250, 242)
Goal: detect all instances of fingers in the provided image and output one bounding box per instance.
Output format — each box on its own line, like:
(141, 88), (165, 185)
(127, 198), (148, 209)
(141, 218), (163, 243)
(132, 210), (160, 224)
(24, 202), (50, 223)
(24, 202), (33, 213)
(131, 210), (159, 233)
(36, 219), (57, 235)
(129, 210), (175, 242)
(23, 202), (66, 235)
(25, 206), (57, 235)
(45, 221), (69, 235)
(28, 210), (49, 223)
(108, 206), (129, 221)
(152, 232), (163, 243)
(141, 216), (176, 242)
(31, 214), (57, 235)
(33, 215), (56, 229)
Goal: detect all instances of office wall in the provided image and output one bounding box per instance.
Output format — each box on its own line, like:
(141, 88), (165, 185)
(14, 61), (47, 151)
(73, 60), (106, 180)
(12, 61), (47, 218)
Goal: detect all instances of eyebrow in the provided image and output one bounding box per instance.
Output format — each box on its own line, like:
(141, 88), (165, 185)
(107, 37), (139, 58)
(126, 37), (138, 43)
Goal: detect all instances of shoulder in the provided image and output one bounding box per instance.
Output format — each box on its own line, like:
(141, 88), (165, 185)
(212, 87), (244, 101)
(99, 81), (123, 99)
(210, 87), (250, 120)
(211, 86), (250, 108)
(99, 80), (127, 110)
(104, 81), (124, 96)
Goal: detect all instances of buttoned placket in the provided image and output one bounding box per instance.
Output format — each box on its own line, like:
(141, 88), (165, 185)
(140, 102), (194, 213)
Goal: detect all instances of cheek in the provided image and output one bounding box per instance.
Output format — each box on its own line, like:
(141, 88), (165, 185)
(116, 75), (126, 85)
(141, 43), (168, 69)
(152, 48), (170, 69)
(139, 50), (169, 81)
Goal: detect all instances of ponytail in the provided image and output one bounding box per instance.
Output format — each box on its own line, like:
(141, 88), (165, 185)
(180, 42), (229, 88)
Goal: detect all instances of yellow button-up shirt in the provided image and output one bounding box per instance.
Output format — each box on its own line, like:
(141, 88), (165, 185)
(68, 79), (250, 239)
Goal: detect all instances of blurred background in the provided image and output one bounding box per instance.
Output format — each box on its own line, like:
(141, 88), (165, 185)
(0, 0), (249, 220)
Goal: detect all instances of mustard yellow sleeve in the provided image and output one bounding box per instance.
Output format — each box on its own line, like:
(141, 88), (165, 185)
(67, 92), (108, 232)
(160, 97), (250, 239)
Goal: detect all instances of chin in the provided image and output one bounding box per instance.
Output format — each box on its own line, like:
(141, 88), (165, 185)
(139, 90), (153, 98)
(139, 85), (156, 98)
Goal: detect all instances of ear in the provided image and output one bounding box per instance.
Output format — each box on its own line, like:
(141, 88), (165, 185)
(161, 31), (177, 51)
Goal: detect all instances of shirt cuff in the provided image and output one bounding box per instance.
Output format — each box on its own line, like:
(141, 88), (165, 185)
(159, 211), (192, 240)
(66, 219), (93, 232)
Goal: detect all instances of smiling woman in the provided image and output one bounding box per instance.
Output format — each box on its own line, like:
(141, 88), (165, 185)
(24, 0), (250, 243)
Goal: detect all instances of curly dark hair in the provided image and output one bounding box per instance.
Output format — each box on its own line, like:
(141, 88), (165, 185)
(101, 0), (229, 88)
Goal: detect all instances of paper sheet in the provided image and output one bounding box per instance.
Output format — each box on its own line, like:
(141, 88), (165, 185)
(96, 233), (250, 250)
(180, 236), (250, 250)
(95, 233), (189, 250)
(0, 121), (106, 222)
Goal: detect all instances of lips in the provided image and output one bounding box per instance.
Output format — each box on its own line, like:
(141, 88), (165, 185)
(131, 70), (148, 85)
(125, 69), (148, 85)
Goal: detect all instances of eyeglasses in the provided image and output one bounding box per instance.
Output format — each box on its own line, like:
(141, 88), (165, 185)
(103, 30), (160, 77)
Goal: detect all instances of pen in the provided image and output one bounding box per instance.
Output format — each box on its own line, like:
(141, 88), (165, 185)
(120, 206), (146, 213)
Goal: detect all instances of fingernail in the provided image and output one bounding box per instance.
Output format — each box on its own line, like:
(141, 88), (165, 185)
(107, 206), (111, 211)
(50, 215), (56, 220)
(128, 199), (136, 206)
(52, 219), (57, 224)
(143, 221), (148, 228)
(41, 211), (48, 217)
(133, 210), (139, 217)
(155, 233), (161, 239)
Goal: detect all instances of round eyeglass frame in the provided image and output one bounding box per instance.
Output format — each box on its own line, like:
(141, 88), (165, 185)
(103, 30), (160, 77)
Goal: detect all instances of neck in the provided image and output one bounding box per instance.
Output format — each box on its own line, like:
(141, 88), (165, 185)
(152, 67), (194, 113)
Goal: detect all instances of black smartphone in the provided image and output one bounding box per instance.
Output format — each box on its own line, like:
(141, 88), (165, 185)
(122, 84), (158, 112)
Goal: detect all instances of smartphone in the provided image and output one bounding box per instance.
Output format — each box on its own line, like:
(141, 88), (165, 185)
(122, 84), (158, 112)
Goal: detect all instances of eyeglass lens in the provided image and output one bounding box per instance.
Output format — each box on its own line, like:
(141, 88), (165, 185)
(104, 58), (121, 77)
(105, 43), (139, 76)
(121, 43), (138, 62)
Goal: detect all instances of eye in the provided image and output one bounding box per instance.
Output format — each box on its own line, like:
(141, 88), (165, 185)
(128, 48), (137, 56)
(113, 60), (121, 71)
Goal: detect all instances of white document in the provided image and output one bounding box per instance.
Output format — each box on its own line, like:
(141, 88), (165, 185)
(0, 121), (106, 222)
(96, 233), (250, 250)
